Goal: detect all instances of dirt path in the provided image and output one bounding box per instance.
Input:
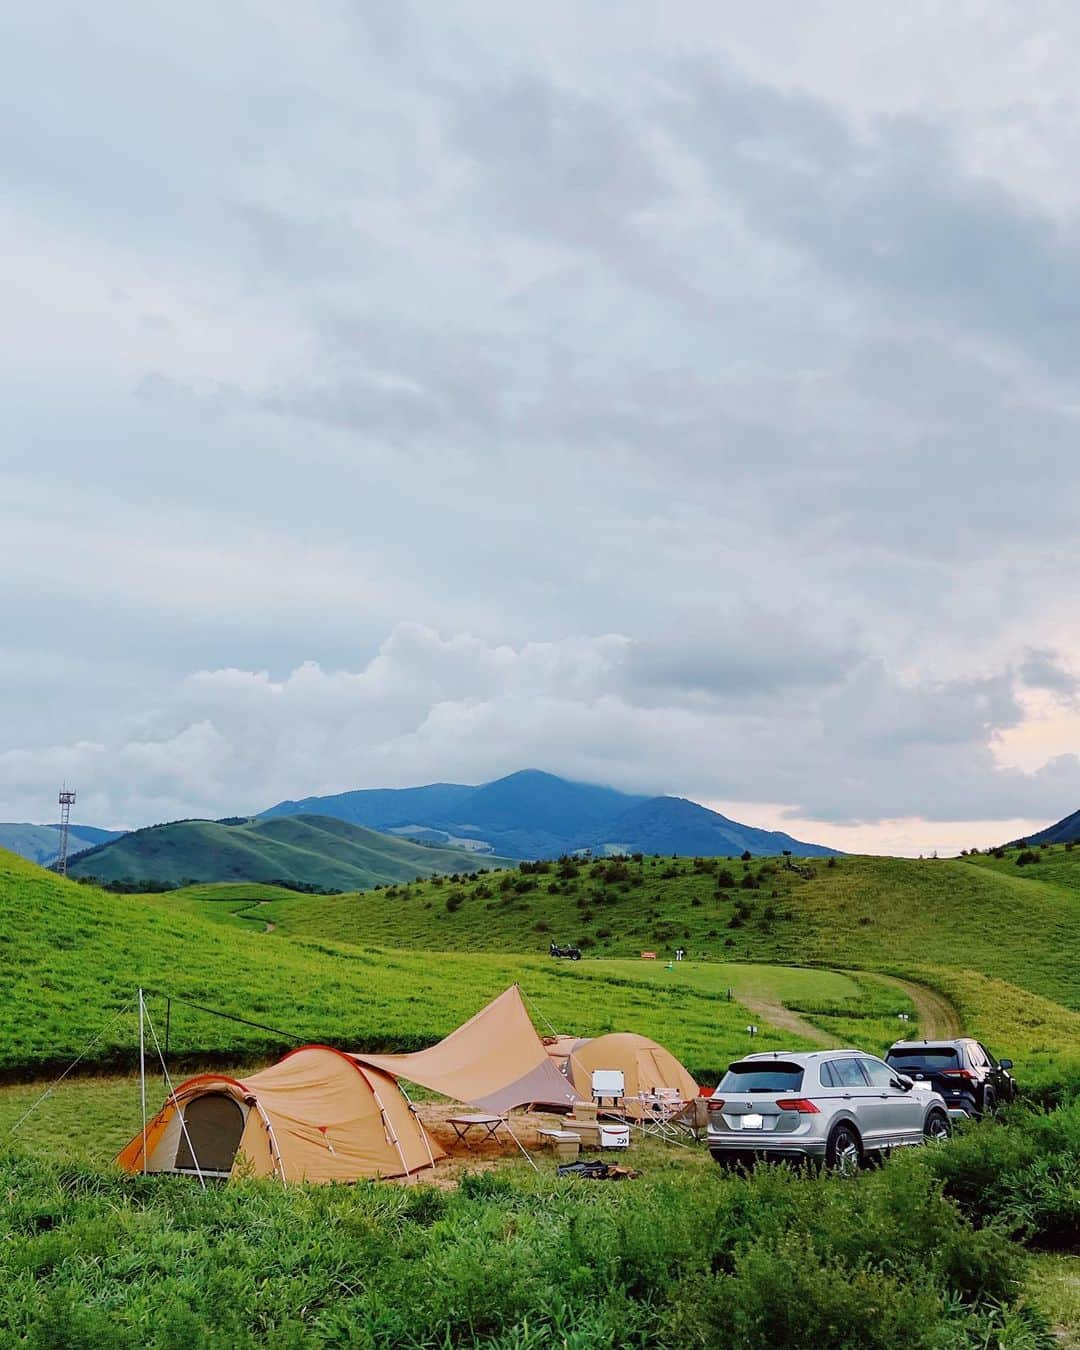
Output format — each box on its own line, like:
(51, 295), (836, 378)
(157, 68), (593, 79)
(232, 899), (277, 934)
(735, 995), (842, 1048)
(735, 972), (963, 1047)
(870, 974), (964, 1038)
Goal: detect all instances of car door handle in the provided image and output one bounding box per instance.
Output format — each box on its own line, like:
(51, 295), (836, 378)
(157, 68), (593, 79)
(842, 1094), (852, 1100)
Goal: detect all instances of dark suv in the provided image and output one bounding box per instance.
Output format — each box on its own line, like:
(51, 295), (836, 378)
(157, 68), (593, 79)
(884, 1039), (1015, 1119)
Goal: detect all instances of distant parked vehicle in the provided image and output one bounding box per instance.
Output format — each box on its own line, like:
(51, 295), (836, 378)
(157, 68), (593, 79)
(884, 1039), (1015, 1119)
(707, 1049), (951, 1174)
(549, 941), (581, 960)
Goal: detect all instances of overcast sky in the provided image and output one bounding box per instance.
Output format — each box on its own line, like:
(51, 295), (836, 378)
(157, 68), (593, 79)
(3, 2), (1080, 854)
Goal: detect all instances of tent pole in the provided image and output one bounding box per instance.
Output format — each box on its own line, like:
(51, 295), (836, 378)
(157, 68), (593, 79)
(369, 1081), (414, 1184)
(399, 1082), (438, 1174)
(252, 1099), (287, 1188)
(138, 988), (147, 1175)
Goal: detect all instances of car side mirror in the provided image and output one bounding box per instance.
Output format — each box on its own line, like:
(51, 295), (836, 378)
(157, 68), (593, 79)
(999, 1059), (1013, 1070)
(893, 1075), (913, 1091)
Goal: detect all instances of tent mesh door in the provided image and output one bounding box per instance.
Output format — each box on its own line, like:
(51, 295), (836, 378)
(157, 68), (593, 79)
(175, 1094), (246, 1173)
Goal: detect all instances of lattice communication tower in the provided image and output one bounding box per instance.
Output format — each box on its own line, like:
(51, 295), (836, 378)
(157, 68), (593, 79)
(56, 787), (77, 877)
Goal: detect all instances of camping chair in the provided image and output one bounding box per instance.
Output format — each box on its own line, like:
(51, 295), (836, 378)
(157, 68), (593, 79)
(590, 1069), (625, 1112)
(636, 1087), (688, 1139)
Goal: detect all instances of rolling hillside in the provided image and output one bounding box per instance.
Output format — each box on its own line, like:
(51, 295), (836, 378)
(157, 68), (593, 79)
(65, 814), (513, 890)
(261, 768), (840, 859)
(0, 848), (818, 1081)
(244, 850), (1080, 1095)
(0, 822), (122, 867)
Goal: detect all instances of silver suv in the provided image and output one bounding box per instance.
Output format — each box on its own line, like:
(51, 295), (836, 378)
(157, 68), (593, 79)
(707, 1049), (951, 1173)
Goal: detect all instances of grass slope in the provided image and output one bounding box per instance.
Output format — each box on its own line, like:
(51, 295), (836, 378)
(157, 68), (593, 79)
(67, 814), (512, 890)
(0, 849), (823, 1082)
(254, 853), (1080, 1005)
(249, 851), (1080, 1095)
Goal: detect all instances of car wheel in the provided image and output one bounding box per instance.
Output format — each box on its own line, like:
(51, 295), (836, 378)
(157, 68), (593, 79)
(825, 1124), (862, 1176)
(923, 1109), (950, 1144)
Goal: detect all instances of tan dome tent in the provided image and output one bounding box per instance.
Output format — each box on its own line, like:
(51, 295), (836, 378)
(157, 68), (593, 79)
(116, 1045), (442, 1184)
(568, 1033), (697, 1115)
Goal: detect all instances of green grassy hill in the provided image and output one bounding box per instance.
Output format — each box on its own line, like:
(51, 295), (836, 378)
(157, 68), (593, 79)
(251, 852), (1080, 1004)
(244, 851), (1080, 1096)
(66, 814), (512, 890)
(0, 849), (827, 1082)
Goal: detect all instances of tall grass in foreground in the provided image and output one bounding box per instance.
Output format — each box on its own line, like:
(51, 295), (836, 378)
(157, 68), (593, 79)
(2, 1100), (1077, 1348)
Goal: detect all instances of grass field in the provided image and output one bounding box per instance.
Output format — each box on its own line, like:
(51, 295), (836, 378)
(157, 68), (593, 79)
(1, 850), (835, 1082)
(4, 843), (1080, 1346)
(3, 1098), (1076, 1347)
(244, 852), (1080, 1010)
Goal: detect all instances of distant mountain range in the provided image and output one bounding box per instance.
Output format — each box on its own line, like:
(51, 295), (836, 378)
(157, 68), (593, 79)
(65, 815), (514, 890)
(1019, 808), (1080, 847)
(261, 769), (840, 860)
(0, 769), (840, 886)
(0, 823), (122, 868)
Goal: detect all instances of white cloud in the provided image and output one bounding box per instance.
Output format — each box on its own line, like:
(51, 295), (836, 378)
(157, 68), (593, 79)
(3, 4), (1080, 846)
(3, 624), (1079, 854)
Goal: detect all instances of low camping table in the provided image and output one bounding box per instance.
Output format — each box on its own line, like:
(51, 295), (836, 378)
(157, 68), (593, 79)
(446, 1114), (508, 1148)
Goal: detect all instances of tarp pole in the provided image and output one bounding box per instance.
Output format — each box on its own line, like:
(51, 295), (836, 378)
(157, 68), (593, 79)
(142, 1000), (206, 1190)
(138, 988), (147, 1175)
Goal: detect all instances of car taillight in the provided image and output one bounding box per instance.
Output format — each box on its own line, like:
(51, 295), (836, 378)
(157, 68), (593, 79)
(775, 1098), (820, 1113)
(941, 1069), (977, 1081)
(706, 1098), (726, 1112)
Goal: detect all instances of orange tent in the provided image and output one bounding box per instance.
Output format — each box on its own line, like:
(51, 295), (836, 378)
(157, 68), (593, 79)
(567, 1032), (697, 1114)
(355, 986), (580, 1114)
(116, 1045), (442, 1184)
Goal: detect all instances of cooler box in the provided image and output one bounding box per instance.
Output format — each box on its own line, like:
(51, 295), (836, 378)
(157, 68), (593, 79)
(599, 1124), (630, 1149)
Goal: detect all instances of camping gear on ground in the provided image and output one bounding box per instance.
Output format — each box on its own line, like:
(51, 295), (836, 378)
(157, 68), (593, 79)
(590, 1069), (625, 1108)
(116, 1046), (442, 1185)
(354, 986), (580, 1115)
(563, 1098), (601, 1143)
(557, 1159), (639, 1180)
(569, 1033), (698, 1119)
(538, 1128), (582, 1162)
(446, 1114), (510, 1148)
(599, 1123), (631, 1149)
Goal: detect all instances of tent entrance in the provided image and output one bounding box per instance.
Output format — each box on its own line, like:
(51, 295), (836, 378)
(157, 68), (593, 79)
(174, 1093), (246, 1176)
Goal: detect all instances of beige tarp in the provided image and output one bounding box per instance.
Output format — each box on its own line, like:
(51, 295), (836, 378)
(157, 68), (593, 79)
(116, 1045), (442, 1184)
(568, 1032), (698, 1114)
(355, 986), (581, 1114)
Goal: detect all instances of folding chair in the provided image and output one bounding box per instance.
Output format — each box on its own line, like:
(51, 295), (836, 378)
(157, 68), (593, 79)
(637, 1087), (687, 1139)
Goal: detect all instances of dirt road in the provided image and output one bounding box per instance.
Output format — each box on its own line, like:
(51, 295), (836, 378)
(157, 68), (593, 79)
(871, 975), (964, 1038)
